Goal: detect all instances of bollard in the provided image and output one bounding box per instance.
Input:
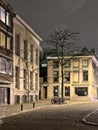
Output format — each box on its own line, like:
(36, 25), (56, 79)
(21, 103), (23, 111)
(33, 102), (35, 108)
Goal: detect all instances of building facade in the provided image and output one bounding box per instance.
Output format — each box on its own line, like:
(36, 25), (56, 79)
(41, 50), (98, 100)
(13, 15), (42, 104)
(0, 0), (14, 105)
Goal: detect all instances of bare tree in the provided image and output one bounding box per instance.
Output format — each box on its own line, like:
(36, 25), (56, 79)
(46, 25), (79, 98)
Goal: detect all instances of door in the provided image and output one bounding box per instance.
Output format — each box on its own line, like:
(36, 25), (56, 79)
(43, 87), (47, 99)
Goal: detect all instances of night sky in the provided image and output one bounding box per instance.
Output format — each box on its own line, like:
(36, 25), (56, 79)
(7, 0), (98, 54)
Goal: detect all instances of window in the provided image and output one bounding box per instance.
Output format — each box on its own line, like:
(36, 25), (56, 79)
(30, 45), (33, 62)
(0, 58), (6, 73)
(0, 32), (5, 48)
(30, 71), (33, 90)
(0, 7), (12, 27)
(0, 7), (5, 23)
(64, 71), (70, 82)
(6, 61), (12, 75)
(53, 71), (59, 82)
(53, 61), (59, 68)
(15, 34), (20, 55)
(15, 67), (20, 89)
(35, 49), (38, 65)
(53, 86), (58, 96)
(0, 58), (12, 75)
(65, 86), (70, 96)
(23, 69), (26, 89)
(83, 71), (88, 81)
(6, 12), (11, 27)
(35, 73), (38, 90)
(64, 60), (70, 67)
(7, 36), (12, 50)
(75, 87), (88, 96)
(73, 71), (79, 82)
(24, 40), (27, 60)
(73, 60), (79, 67)
(82, 60), (88, 67)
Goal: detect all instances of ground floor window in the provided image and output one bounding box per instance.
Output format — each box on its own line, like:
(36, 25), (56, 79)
(75, 87), (88, 96)
(65, 86), (70, 96)
(0, 87), (10, 105)
(15, 95), (20, 104)
(53, 86), (58, 96)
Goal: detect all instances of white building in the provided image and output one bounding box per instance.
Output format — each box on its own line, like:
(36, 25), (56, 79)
(12, 15), (42, 104)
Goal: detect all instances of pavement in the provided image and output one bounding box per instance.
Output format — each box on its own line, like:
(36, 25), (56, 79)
(0, 99), (98, 126)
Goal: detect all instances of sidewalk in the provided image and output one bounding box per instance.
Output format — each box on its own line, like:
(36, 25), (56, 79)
(0, 99), (98, 126)
(82, 109), (98, 126)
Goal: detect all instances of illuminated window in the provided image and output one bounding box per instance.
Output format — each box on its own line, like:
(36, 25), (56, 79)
(82, 60), (88, 67)
(73, 60), (79, 67)
(6, 12), (11, 27)
(0, 32), (5, 48)
(7, 36), (12, 50)
(73, 71), (79, 82)
(0, 7), (5, 23)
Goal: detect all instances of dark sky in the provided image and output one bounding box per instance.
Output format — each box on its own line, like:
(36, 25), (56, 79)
(7, 0), (98, 54)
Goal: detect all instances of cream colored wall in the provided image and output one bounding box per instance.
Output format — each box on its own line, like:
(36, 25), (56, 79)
(47, 56), (97, 100)
(13, 17), (41, 103)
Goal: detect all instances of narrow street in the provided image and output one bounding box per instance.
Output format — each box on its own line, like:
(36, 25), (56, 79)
(0, 102), (98, 130)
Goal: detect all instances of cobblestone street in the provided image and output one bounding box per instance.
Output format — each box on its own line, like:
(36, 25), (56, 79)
(0, 102), (98, 130)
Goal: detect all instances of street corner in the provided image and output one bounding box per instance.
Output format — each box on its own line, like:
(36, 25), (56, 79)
(82, 109), (98, 126)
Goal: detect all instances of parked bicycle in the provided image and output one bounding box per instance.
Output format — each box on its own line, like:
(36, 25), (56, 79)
(51, 97), (65, 104)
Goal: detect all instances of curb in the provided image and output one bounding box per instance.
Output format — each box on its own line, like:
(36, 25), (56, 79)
(82, 110), (98, 126)
(0, 101), (91, 119)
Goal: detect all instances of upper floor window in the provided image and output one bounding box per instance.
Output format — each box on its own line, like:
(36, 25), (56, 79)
(35, 49), (38, 65)
(73, 71), (79, 82)
(53, 71), (59, 82)
(64, 71), (70, 82)
(30, 71), (33, 90)
(64, 60), (70, 67)
(0, 57), (12, 75)
(82, 60), (88, 67)
(53, 61), (59, 68)
(0, 7), (5, 23)
(0, 32), (5, 48)
(7, 36), (12, 50)
(6, 12), (11, 27)
(30, 44), (33, 63)
(73, 60), (79, 68)
(24, 40), (27, 60)
(15, 33), (20, 56)
(0, 6), (12, 27)
(83, 71), (88, 81)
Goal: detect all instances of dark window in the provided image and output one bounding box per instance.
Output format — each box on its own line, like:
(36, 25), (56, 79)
(15, 34), (20, 56)
(30, 45), (33, 62)
(15, 66), (20, 89)
(30, 71), (33, 90)
(75, 87), (88, 96)
(24, 40), (27, 60)
(53, 71), (59, 82)
(53, 61), (59, 68)
(83, 71), (88, 81)
(65, 86), (70, 96)
(24, 69), (26, 89)
(53, 86), (58, 96)
(35, 49), (38, 65)
(64, 71), (70, 82)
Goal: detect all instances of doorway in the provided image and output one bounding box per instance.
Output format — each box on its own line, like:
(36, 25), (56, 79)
(43, 86), (47, 99)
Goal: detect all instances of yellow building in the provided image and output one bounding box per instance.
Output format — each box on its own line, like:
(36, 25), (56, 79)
(41, 50), (98, 100)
